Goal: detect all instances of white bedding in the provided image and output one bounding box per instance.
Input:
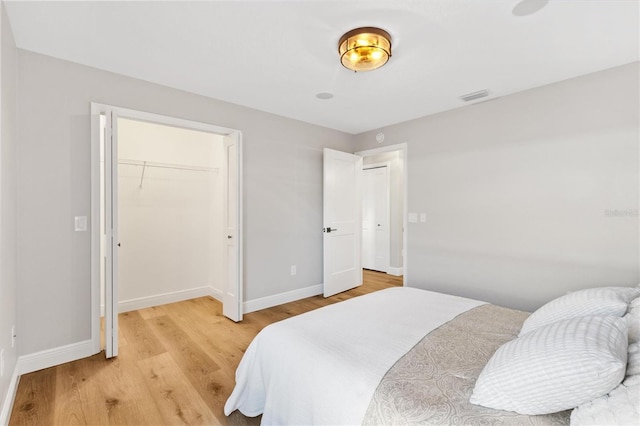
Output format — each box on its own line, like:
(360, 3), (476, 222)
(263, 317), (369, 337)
(224, 287), (485, 425)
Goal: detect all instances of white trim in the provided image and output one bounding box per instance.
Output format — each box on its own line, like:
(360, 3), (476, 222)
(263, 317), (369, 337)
(209, 287), (223, 301)
(118, 286), (221, 313)
(0, 367), (20, 426)
(387, 266), (404, 276)
(90, 103), (102, 355)
(243, 284), (323, 314)
(356, 143), (407, 158)
(16, 340), (95, 376)
(100, 286), (223, 315)
(356, 143), (409, 284)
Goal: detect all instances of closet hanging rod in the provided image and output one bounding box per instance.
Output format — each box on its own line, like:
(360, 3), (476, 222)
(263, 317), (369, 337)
(118, 158), (218, 172)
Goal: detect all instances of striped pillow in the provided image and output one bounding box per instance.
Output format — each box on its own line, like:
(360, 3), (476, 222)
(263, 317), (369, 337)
(471, 316), (627, 415)
(519, 287), (639, 336)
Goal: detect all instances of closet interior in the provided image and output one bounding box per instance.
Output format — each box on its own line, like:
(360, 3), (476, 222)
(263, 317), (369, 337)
(100, 117), (226, 315)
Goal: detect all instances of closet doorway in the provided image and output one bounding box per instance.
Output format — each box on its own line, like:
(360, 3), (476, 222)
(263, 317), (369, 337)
(90, 104), (243, 358)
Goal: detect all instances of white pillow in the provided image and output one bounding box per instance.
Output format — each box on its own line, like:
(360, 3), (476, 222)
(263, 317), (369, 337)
(520, 287), (639, 336)
(471, 316), (628, 415)
(570, 375), (640, 425)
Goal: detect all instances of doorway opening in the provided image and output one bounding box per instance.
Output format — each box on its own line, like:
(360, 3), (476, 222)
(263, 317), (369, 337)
(357, 144), (407, 283)
(90, 104), (243, 358)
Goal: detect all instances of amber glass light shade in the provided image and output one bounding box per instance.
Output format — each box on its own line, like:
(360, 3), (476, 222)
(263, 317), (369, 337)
(338, 27), (392, 72)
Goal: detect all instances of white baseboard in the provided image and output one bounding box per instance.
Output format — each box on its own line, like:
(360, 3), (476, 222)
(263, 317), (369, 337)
(16, 339), (96, 376)
(387, 267), (404, 276)
(0, 367), (20, 426)
(243, 284), (323, 314)
(101, 286), (222, 315)
(209, 287), (223, 302)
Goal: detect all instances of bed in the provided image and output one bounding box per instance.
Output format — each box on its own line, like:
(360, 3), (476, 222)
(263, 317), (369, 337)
(224, 286), (639, 425)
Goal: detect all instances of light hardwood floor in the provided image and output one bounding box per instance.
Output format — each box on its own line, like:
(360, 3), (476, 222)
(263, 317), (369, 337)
(10, 270), (402, 425)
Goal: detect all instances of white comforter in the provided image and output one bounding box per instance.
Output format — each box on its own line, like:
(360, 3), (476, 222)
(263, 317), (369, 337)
(224, 287), (485, 425)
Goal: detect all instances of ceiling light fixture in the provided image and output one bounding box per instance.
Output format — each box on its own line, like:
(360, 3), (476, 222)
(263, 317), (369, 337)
(338, 27), (392, 72)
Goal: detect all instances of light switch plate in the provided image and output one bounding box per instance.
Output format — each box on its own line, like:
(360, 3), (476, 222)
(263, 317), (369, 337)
(420, 213), (427, 222)
(74, 216), (87, 232)
(408, 212), (418, 223)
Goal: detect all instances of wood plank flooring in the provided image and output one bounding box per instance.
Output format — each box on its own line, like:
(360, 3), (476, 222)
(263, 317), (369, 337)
(9, 270), (402, 426)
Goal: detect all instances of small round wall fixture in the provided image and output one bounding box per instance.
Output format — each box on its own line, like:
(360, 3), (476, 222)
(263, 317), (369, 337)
(338, 27), (392, 72)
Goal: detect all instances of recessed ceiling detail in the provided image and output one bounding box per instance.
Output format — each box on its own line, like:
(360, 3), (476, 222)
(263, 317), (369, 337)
(459, 89), (490, 102)
(512, 0), (550, 17)
(316, 92), (334, 100)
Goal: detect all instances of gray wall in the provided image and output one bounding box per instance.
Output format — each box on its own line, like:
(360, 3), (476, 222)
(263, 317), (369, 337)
(11, 42), (640, 357)
(16, 50), (353, 356)
(354, 62), (640, 311)
(0, 1), (18, 415)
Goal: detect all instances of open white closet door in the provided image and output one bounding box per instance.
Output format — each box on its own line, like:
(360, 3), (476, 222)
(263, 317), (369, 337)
(323, 148), (363, 297)
(223, 134), (243, 322)
(105, 111), (119, 358)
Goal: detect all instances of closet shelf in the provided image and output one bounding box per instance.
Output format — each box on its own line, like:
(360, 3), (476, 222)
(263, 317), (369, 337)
(118, 159), (219, 188)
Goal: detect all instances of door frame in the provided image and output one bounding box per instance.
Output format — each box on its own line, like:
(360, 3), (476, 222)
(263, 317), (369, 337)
(362, 161), (391, 273)
(90, 103), (244, 355)
(355, 143), (408, 283)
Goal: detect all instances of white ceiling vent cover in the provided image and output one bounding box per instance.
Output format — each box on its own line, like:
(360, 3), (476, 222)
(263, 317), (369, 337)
(459, 89), (489, 102)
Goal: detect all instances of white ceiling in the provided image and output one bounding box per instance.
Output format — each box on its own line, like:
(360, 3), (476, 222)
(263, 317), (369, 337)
(5, 0), (639, 134)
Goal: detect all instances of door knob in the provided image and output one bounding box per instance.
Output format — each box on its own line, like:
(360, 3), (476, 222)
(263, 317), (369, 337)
(323, 227), (338, 233)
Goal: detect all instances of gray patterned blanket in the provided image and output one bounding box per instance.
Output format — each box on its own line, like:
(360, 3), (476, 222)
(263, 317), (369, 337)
(363, 304), (570, 425)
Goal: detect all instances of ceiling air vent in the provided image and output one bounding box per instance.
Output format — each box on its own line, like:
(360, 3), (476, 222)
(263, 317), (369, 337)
(459, 89), (489, 102)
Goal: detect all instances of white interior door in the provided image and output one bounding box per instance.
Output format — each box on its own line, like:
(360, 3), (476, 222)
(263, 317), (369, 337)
(362, 166), (390, 272)
(323, 148), (362, 297)
(105, 111), (119, 358)
(223, 134), (243, 321)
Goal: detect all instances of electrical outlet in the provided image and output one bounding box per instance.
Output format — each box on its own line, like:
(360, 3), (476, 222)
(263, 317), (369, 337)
(290, 265), (297, 276)
(1, 348), (4, 377)
(11, 325), (15, 348)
